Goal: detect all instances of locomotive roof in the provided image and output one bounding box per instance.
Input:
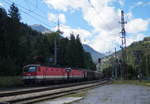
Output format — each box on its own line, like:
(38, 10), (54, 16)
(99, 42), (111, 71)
(23, 64), (41, 68)
(23, 64), (98, 72)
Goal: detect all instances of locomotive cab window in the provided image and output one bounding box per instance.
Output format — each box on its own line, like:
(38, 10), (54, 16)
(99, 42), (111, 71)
(24, 66), (37, 72)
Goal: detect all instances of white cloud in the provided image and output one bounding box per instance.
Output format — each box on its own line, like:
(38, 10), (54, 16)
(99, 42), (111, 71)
(44, 0), (120, 32)
(59, 14), (66, 24)
(126, 12), (133, 20)
(44, 0), (88, 11)
(130, 1), (150, 11)
(44, 0), (149, 53)
(136, 1), (150, 6)
(90, 31), (120, 53)
(48, 13), (57, 22)
(0, 2), (3, 7)
(90, 31), (145, 53)
(48, 13), (66, 24)
(126, 18), (149, 33)
(83, 6), (121, 32)
(137, 1), (144, 5)
(127, 34), (145, 46)
(52, 25), (92, 44)
(118, 0), (124, 6)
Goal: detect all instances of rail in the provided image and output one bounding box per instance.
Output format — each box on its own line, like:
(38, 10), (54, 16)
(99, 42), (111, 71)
(0, 80), (111, 104)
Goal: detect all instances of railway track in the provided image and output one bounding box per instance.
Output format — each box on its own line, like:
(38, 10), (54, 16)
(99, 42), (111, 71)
(0, 80), (104, 97)
(0, 80), (111, 104)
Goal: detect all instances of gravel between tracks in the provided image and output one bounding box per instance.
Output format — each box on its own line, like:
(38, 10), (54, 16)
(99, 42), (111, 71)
(72, 84), (150, 104)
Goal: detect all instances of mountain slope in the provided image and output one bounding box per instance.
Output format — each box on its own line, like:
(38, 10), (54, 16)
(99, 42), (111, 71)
(100, 36), (150, 77)
(83, 44), (105, 63)
(30, 24), (52, 33)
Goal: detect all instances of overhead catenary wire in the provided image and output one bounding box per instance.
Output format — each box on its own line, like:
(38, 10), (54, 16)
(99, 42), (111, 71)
(6, 0), (47, 20)
(3, 0), (55, 28)
(22, 0), (48, 17)
(23, 0), (33, 12)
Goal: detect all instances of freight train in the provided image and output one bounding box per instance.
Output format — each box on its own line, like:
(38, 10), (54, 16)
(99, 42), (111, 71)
(23, 64), (103, 84)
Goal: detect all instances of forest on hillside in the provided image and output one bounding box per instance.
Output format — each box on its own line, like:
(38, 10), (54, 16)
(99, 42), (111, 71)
(0, 3), (96, 76)
(102, 37), (150, 79)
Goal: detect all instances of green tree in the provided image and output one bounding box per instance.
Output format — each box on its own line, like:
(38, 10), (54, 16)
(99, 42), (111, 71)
(0, 5), (98, 76)
(0, 7), (7, 59)
(74, 35), (84, 67)
(57, 38), (69, 66)
(84, 52), (96, 70)
(8, 3), (20, 22)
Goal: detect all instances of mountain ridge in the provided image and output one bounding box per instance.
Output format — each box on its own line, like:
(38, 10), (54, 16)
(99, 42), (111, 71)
(30, 24), (52, 33)
(83, 44), (105, 63)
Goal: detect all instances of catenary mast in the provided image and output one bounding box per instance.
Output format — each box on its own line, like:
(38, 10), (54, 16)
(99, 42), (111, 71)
(120, 10), (127, 79)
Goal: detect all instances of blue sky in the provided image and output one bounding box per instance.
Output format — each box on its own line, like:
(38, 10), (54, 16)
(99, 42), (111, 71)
(0, 0), (150, 53)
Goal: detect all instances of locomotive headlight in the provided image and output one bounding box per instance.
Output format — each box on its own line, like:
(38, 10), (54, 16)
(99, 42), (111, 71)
(65, 67), (71, 72)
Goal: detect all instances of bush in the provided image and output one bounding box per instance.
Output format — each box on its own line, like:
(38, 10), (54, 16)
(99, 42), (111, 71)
(0, 76), (23, 87)
(0, 58), (18, 76)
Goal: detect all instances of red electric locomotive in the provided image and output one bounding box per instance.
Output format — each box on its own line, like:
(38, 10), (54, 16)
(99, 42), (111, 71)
(23, 64), (102, 84)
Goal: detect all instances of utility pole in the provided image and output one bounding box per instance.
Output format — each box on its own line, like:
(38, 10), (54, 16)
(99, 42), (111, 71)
(133, 50), (142, 79)
(120, 10), (127, 79)
(114, 48), (118, 79)
(54, 38), (57, 65)
(56, 14), (63, 34)
(54, 15), (63, 65)
(146, 55), (149, 79)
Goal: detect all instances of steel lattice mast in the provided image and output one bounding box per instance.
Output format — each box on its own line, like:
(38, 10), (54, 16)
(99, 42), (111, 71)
(120, 10), (127, 79)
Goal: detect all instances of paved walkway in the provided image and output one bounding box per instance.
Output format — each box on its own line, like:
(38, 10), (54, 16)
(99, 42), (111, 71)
(36, 97), (83, 104)
(72, 84), (150, 104)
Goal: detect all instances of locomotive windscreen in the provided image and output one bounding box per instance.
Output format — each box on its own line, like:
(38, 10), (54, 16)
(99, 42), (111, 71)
(24, 66), (37, 72)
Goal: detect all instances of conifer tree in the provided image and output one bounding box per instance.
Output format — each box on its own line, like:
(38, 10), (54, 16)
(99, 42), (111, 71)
(8, 3), (20, 22)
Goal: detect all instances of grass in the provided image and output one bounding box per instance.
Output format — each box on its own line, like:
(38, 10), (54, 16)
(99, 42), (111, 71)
(112, 80), (150, 87)
(0, 76), (23, 88)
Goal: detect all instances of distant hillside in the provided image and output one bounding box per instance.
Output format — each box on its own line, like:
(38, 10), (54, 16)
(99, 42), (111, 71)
(83, 44), (105, 63)
(100, 36), (150, 78)
(30, 24), (52, 33)
(126, 37), (150, 65)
